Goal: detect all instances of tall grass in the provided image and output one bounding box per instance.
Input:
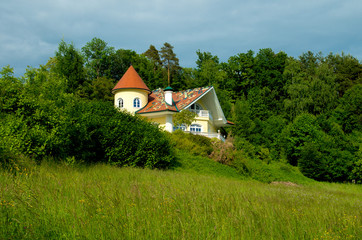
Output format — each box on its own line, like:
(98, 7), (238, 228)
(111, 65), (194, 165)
(1, 160), (361, 239)
(171, 150), (244, 180)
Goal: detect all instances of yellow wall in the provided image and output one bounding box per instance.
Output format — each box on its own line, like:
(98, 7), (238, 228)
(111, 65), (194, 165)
(144, 113), (218, 134)
(189, 100), (217, 133)
(208, 123), (216, 133)
(114, 89), (149, 114)
(148, 116), (167, 130)
(149, 116), (166, 125)
(188, 119), (208, 132)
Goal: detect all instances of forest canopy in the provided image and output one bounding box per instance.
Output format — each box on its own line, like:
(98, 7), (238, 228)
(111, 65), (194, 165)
(1, 37), (361, 182)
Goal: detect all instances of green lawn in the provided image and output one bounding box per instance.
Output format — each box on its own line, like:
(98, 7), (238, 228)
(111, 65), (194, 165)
(1, 158), (361, 239)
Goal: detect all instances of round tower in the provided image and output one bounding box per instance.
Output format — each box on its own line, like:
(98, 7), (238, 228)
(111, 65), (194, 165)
(112, 66), (151, 114)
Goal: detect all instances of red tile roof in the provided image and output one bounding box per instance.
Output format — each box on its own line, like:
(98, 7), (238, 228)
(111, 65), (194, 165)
(112, 66), (151, 93)
(137, 86), (213, 114)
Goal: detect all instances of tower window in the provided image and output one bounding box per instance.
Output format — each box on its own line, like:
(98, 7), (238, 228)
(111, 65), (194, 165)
(134, 98), (141, 108)
(117, 98), (123, 108)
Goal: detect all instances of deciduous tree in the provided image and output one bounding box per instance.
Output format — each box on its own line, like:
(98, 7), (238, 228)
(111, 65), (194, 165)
(54, 40), (86, 93)
(82, 37), (115, 78)
(173, 110), (197, 129)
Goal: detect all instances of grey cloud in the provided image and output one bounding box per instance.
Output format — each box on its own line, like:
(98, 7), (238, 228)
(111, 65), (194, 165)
(1, 0), (361, 77)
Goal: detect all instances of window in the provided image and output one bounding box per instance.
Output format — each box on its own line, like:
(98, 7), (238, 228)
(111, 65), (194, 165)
(133, 98), (141, 108)
(190, 124), (202, 133)
(117, 98), (123, 108)
(173, 124), (186, 131)
(190, 103), (203, 114)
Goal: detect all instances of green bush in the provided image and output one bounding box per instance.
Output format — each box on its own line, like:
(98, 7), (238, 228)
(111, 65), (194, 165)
(99, 105), (174, 168)
(1, 98), (174, 169)
(298, 142), (327, 181)
(1, 65), (175, 169)
(51, 100), (174, 168)
(170, 130), (213, 157)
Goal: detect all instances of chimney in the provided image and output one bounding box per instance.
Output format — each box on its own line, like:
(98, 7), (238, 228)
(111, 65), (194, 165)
(164, 86), (173, 105)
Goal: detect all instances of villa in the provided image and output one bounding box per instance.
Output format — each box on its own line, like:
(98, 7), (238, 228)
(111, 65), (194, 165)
(112, 66), (233, 141)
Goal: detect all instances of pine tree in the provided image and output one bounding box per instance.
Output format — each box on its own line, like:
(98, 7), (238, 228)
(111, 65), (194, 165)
(160, 42), (180, 86)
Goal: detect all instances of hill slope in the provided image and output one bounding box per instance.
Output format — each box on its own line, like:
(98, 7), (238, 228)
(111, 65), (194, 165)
(169, 131), (313, 184)
(1, 161), (361, 239)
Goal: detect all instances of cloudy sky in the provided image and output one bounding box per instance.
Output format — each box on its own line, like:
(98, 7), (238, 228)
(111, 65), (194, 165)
(1, 0), (362, 77)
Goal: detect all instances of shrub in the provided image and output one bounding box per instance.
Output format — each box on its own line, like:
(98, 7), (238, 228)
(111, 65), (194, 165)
(2, 97), (174, 168)
(53, 100), (174, 168)
(298, 142), (327, 181)
(100, 107), (174, 168)
(209, 139), (235, 165)
(170, 130), (213, 157)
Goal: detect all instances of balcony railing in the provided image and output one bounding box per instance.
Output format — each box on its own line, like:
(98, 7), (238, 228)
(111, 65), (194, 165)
(189, 110), (212, 120)
(184, 131), (225, 142)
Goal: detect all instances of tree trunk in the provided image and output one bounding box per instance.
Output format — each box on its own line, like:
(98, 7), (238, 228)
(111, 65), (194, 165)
(167, 60), (170, 86)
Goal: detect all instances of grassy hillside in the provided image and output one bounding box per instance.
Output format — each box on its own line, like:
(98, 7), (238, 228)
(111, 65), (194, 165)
(171, 150), (244, 180)
(1, 159), (361, 239)
(170, 131), (313, 184)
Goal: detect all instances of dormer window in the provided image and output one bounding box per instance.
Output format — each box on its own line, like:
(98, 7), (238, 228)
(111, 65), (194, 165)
(190, 103), (203, 114)
(134, 98), (141, 108)
(117, 98), (123, 108)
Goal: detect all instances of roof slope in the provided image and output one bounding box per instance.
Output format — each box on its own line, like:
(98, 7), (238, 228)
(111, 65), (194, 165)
(112, 66), (151, 93)
(137, 86), (213, 114)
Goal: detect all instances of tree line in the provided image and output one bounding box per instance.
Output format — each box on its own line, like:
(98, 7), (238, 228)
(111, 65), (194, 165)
(1, 37), (361, 182)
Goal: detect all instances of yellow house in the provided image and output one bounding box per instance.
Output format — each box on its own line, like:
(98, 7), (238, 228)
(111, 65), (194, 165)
(112, 66), (233, 141)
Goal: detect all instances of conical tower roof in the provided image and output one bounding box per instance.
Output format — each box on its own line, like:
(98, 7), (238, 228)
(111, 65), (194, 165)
(112, 66), (151, 93)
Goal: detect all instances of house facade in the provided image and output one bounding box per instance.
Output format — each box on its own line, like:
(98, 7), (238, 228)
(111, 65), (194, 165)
(112, 66), (233, 141)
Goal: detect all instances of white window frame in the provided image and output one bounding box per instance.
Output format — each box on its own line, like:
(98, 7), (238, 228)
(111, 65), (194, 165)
(117, 98), (123, 108)
(190, 124), (202, 133)
(190, 103), (203, 112)
(133, 98), (141, 108)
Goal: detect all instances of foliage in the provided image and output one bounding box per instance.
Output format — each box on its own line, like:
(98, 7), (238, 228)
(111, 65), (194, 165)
(170, 130), (213, 158)
(100, 108), (174, 168)
(160, 42), (180, 86)
(2, 37), (362, 182)
(334, 84), (362, 133)
(170, 131), (310, 183)
(351, 158), (362, 183)
(280, 113), (323, 166)
(82, 37), (115, 78)
(195, 50), (226, 87)
(0, 66), (23, 113)
(279, 113), (357, 182)
(143, 44), (162, 68)
(54, 40), (86, 93)
(86, 76), (114, 101)
(209, 138), (237, 165)
(231, 98), (255, 138)
(172, 109), (197, 128)
(0, 65), (174, 169)
(224, 50), (255, 99)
